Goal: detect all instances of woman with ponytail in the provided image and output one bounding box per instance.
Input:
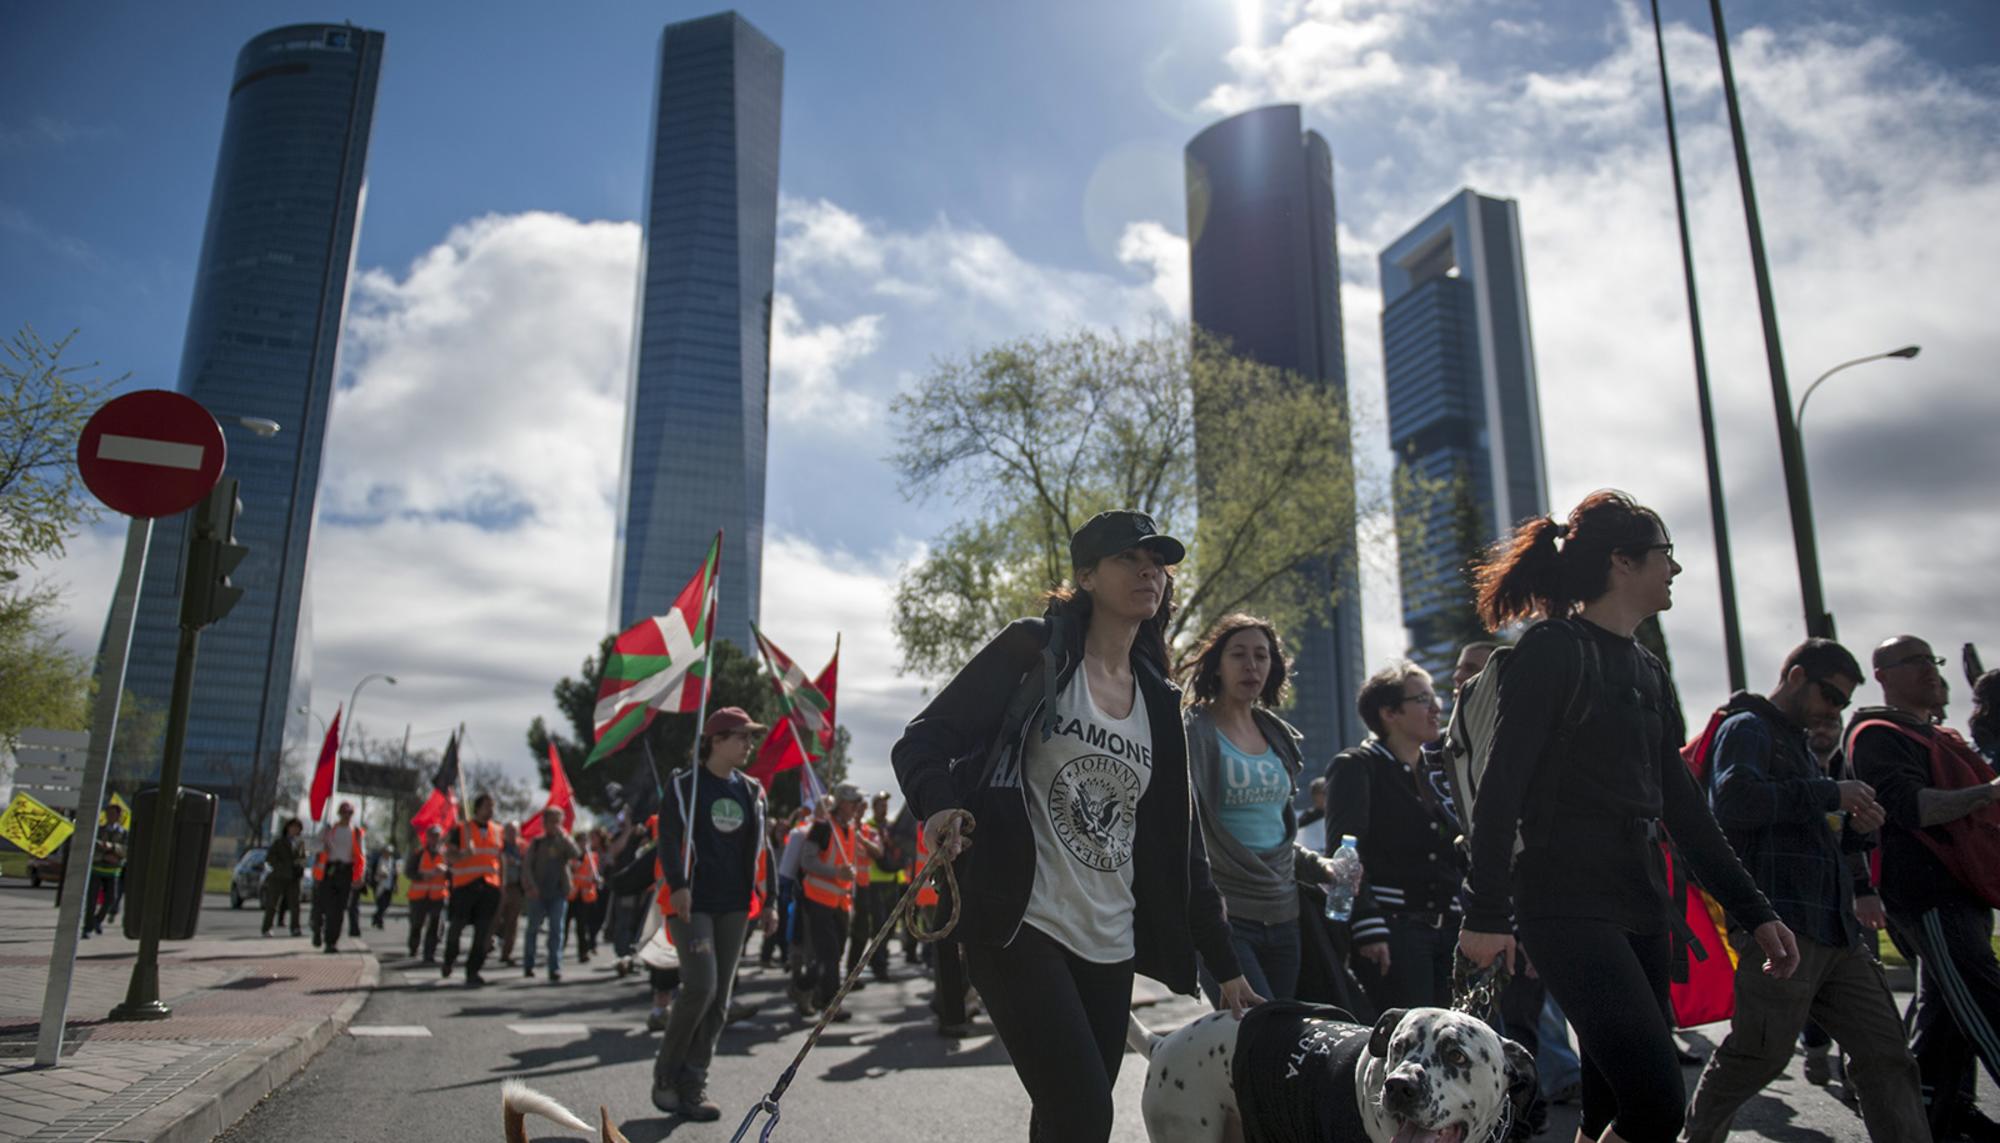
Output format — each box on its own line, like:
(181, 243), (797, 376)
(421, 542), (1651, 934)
(1455, 490), (1798, 1143)
(893, 510), (1258, 1143)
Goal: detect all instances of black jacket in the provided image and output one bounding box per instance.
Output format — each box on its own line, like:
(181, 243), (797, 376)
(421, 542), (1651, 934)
(1326, 740), (1465, 928)
(891, 614), (1241, 993)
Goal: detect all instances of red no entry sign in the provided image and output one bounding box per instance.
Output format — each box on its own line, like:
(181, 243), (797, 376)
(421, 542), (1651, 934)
(76, 391), (227, 518)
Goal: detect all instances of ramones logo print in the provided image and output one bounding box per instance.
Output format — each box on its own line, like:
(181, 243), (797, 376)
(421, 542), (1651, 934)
(1049, 754), (1141, 872)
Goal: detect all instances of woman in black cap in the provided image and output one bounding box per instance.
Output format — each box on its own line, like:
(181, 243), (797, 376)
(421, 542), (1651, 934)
(894, 509), (1258, 1143)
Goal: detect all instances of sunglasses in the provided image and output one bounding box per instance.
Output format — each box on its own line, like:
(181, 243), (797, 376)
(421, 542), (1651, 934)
(1812, 679), (1852, 711)
(1888, 654), (1945, 670)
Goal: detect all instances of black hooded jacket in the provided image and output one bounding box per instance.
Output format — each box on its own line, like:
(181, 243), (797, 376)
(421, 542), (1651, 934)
(891, 613), (1242, 993)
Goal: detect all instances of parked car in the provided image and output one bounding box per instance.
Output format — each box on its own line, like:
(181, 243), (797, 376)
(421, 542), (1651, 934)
(28, 851), (66, 887)
(229, 847), (312, 908)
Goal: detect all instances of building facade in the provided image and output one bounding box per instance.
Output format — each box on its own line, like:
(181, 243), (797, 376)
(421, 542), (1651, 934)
(1185, 104), (1366, 764)
(113, 24), (385, 844)
(1380, 188), (1549, 681)
(612, 12), (783, 649)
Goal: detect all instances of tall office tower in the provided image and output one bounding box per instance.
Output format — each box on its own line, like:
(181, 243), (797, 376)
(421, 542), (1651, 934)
(112, 24), (384, 844)
(1379, 188), (1549, 681)
(1185, 104), (1365, 763)
(612, 13), (783, 647)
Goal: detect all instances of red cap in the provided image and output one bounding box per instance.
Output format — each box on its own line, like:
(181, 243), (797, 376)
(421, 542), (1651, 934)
(703, 707), (768, 738)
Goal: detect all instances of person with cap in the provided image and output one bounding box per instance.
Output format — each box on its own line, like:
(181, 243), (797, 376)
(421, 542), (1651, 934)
(649, 707), (778, 1122)
(892, 509), (1257, 1143)
(441, 792), (503, 986)
(798, 782), (879, 1019)
(314, 801), (365, 953)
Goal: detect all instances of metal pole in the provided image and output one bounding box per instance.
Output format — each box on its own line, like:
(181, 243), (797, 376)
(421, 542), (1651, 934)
(1708, 0), (1831, 638)
(109, 622), (200, 1020)
(1651, 0), (1746, 692)
(37, 516), (151, 1062)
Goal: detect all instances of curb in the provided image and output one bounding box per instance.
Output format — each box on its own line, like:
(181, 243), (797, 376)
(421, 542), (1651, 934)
(102, 949), (381, 1143)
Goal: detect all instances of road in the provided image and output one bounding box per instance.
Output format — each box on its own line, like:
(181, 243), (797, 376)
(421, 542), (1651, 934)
(202, 896), (1999, 1142)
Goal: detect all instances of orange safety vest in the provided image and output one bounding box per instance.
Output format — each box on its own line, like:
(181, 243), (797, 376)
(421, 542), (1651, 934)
(410, 849), (450, 901)
(451, 820), (503, 888)
(318, 825), (365, 884)
(802, 821), (859, 910)
(914, 830), (939, 908)
(570, 850), (601, 904)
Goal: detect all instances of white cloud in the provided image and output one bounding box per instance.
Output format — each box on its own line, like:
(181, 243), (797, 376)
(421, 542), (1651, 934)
(1117, 221), (1191, 323)
(770, 294), (883, 428)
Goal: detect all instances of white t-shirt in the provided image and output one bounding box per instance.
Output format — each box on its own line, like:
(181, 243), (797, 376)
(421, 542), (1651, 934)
(778, 825), (812, 880)
(322, 824), (353, 862)
(1021, 668), (1154, 962)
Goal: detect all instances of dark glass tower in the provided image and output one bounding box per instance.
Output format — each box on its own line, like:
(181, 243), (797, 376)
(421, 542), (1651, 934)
(612, 12), (783, 648)
(1186, 104), (1365, 765)
(1380, 189), (1548, 682)
(113, 24), (384, 845)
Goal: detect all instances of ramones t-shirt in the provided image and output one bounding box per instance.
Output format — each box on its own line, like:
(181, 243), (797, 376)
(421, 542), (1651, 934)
(1020, 669), (1154, 962)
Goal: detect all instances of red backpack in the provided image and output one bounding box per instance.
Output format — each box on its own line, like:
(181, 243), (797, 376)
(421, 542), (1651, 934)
(1848, 719), (2000, 908)
(1664, 706), (1741, 1028)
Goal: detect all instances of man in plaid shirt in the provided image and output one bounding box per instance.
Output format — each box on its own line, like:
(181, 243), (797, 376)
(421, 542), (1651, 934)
(1681, 638), (1930, 1143)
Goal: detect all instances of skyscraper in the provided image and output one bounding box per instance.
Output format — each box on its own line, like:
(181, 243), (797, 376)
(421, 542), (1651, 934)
(1186, 104), (1366, 762)
(113, 24), (385, 842)
(612, 13), (783, 648)
(1379, 188), (1549, 680)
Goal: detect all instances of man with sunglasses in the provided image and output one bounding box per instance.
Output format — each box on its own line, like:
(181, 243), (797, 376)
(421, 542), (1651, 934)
(1851, 635), (2000, 1142)
(1683, 638), (1930, 1143)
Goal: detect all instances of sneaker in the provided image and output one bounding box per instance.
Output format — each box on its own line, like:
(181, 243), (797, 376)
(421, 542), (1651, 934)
(726, 1001), (759, 1024)
(441, 961), (454, 978)
(311, 932), (322, 948)
(649, 1086), (678, 1115)
(465, 972), (486, 988)
(549, 969), (561, 982)
(291, 928), (303, 937)
(938, 1021), (977, 1039)
(675, 1080), (720, 1122)
(826, 1008), (853, 1024)
(646, 1009), (668, 1033)
(525, 966), (536, 978)
(1803, 1044), (1832, 1085)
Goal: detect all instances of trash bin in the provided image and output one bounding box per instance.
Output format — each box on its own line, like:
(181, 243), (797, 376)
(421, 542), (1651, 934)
(122, 787), (217, 940)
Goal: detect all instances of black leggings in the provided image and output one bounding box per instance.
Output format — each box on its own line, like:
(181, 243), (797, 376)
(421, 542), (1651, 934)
(1518, 917), (1681, 1143)
(964, 924), (1135, 1143)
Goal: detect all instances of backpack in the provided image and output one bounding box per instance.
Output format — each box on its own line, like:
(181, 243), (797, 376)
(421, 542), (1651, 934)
(1849, 718), (2000, 908)
(1664, 702), (1745, 1028)
(1438, 619), (1601, 856)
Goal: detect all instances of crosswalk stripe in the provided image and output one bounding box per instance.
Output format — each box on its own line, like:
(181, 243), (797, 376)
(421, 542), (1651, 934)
(349, 1025), (432, 1037)
(506, 1023), (591, 1036)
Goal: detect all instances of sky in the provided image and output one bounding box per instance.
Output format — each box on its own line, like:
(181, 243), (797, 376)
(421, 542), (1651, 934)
(7, 0), (1998, 805)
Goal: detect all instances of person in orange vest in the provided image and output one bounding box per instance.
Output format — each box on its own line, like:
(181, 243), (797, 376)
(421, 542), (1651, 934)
(845, 792), (904, 984)
(313, 801), (366, 953)
(649, 707), (777, 1122)
(568, 830), (603, 964)
(405, 824), (449, 962)
(798, 782), (877, 1022)
(441, 792), (504, 986)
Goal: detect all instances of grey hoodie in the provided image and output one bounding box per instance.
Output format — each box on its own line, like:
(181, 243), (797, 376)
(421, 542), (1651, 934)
(1185, 704), (1330, 924)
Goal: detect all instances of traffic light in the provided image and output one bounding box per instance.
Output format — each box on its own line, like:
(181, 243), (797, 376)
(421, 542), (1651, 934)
(180, 478), (247, 630)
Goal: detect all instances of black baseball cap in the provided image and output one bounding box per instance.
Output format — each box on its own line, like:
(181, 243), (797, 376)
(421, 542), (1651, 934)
(1069, 509), (1186, 569)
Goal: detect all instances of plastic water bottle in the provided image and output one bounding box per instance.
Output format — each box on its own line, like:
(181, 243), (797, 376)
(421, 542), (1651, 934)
(1324, 835), (1362, 921)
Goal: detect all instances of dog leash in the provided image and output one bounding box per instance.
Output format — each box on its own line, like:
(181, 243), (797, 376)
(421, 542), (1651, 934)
(1450, 950), (1534, 1143)
(728, 818), (964, 1143)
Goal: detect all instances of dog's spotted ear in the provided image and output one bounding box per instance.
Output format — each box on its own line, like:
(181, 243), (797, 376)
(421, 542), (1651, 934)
(1499, 1038), (1544, 1142)
(1368, 1008), (1408, 1059)
(600, 1105), (630, 1143)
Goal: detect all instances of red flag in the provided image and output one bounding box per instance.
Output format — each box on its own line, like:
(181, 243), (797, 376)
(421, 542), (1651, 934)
(308, 705), (343, 823)
(519, 741), (576, 840)
(410, 788), (458, 835)
(746, 644), (839, 782)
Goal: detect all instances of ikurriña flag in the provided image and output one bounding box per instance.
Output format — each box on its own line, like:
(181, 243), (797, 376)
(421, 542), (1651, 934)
(746, 635), (838, 783)
(586, 532), (722, 766)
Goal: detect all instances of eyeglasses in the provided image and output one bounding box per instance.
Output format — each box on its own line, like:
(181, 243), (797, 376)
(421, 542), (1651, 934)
(1626, 542), (1674, 560)
(1396, 692), (1441, 709)
(1812, 679), (1852, 711)
(1888, 654), (1945, 670)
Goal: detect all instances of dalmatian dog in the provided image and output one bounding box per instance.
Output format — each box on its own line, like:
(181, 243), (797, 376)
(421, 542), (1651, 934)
(1128, 1004), (1537, 1143)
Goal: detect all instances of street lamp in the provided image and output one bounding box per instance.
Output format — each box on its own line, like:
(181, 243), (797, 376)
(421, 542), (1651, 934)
(334, 674), (396, 821)
(1794, 345), (1922, 639)
(1797, 346), (1921, 441)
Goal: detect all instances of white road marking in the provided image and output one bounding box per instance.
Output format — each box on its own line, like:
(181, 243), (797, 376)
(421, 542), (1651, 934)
(349, 1025), (432, 1037)
(98, 434), (204, 470)
(507, 1023), (591, 1036)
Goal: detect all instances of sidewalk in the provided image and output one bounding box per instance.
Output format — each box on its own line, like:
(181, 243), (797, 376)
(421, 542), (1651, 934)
(0, 884), (378, 1143)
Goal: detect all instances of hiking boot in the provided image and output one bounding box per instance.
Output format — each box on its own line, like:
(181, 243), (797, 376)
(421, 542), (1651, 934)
(1803, 1044), (1832, 1085)
(548, 969), (561, 982)
(525, 966), (536, 977)
(649, 1086), (678, 1115)
(675, 1079), (720, 1122)
(726, 1000), (758, 1024)
(938, 1021), (977, 1039)
(465, 972), (486, 988)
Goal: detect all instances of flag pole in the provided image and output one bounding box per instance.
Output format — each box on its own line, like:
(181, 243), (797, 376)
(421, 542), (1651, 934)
(679, 531), (722, 885)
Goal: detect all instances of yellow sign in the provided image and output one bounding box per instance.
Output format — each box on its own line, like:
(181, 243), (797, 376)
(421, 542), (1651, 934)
(1, 791), (75, 859)
(101, 791), (132, 826)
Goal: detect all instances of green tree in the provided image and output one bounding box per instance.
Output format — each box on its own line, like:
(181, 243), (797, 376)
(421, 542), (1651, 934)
(890, 325), (1403, 677)
(0, 583), (91, 746)
(527, 638), (848, 816)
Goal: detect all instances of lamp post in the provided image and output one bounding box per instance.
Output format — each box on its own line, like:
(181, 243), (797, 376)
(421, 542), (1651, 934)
(336, 674), (396, 825)
(1794, 346), (1921, 639)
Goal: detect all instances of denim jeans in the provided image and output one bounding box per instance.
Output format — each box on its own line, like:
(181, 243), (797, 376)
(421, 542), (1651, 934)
(523, 895), (568, 974)
(1200, 916), (1301, 1005)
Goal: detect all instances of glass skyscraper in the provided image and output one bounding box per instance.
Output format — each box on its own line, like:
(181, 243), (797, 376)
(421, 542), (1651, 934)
(612, 13), (783, 648)
(1185, 104), (1366, 762)
(1380, 188), (1548, 681)
(111, 24), (384, 844)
